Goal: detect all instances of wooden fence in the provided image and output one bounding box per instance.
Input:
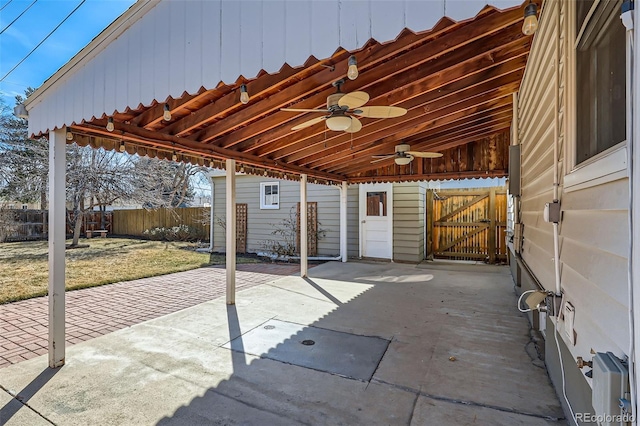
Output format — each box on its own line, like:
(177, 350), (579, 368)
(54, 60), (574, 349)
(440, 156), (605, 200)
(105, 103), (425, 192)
(1, 209), (113, 242)
(112, 207), (210, 238)
(429, 187), (507, 264)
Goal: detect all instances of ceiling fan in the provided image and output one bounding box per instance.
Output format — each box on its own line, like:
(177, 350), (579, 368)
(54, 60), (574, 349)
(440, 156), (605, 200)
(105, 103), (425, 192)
(372, 144), (443, 165)
(280, 79), (407, 133)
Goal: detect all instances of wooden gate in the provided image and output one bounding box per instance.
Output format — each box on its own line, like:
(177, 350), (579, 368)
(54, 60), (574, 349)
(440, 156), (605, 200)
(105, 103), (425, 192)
(430, 188), (507, 263)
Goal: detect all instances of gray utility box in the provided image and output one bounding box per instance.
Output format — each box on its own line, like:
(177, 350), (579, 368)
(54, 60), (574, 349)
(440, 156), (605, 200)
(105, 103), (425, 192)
(592, 352), (631, 425)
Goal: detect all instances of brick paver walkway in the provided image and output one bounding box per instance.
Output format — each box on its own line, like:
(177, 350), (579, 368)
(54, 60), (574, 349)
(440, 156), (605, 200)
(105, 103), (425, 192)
(0, 264), (303, 368)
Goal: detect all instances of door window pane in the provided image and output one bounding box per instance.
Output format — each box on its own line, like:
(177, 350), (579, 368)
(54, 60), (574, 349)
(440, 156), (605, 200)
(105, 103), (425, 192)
(366, 192), (387, 216)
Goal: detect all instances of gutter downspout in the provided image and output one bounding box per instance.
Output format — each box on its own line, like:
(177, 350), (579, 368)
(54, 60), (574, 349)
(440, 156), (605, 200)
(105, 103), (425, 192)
(551, 0), (562, 296)
(622, 1), (637, 422)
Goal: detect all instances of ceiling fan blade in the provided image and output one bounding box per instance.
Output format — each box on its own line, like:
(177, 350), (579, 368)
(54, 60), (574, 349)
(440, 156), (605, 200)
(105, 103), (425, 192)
(291, 116), (326, 131)
(371, 155), (395, 164)
(406, 151), (443, 158)
(345, 117), (362, 133)
(338, 91), (370, 109)
(281, 108), (330, 113)
(354, 106), (407, 119)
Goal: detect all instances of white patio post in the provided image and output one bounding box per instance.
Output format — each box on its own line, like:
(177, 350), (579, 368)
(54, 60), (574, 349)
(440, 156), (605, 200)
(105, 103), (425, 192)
(48, 128), (66, 368)
(209, 175), (215, 252)
(226, 159), (236, 304)
(340, 181), (348, 262)
(300, 174), (308, 277)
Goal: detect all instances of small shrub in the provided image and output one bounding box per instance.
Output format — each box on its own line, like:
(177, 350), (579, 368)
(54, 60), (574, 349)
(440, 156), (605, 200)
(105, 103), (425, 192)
(259, 207), (326, 260)
(142, 225), (205, 242)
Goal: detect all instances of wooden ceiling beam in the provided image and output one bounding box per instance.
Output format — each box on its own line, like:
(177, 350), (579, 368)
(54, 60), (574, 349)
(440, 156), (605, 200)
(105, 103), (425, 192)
(185, 55), (356, 142)
(189, 18), (503, 146)
(212, 15), (528, 151)
(331, 106), (513, 173)
(252, 39), (528, 161)
(354, 6), (524, 74)
(334, 114), (513, 175)
(280, 64), (523, 168)
(347, 170), (507, 184)
(72, 122), (345, 181)
(159, 59), (333, 137)
(298, 82), (518, 170)
(130, 89), (214, 129)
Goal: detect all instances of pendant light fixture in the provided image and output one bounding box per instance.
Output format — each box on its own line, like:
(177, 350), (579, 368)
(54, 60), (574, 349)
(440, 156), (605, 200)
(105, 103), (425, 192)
(522, 1), (538, 35)
(347, 55), (358, 80)
(240, 84), (250, 104)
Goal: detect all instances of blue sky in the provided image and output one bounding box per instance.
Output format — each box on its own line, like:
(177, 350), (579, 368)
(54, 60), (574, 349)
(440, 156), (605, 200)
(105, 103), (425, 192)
(1, 0), (136, 108)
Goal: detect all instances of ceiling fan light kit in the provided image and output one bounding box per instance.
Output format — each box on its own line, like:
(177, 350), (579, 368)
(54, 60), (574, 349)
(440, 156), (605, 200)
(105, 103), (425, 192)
(395, 155), (413, 166)
(281, 77), (407, 134)
(372, 143), (444, 165)
(326, 115), (352, 131)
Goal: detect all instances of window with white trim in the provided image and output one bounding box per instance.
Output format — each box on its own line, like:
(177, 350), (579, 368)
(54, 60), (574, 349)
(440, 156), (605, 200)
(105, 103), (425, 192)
(575, 0), (626, 165)
(21, 204), (28, 210)
(260, 182), (279, 209)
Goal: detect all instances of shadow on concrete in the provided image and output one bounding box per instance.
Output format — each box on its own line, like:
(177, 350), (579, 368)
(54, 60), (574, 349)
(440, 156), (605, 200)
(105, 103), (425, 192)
(225, 304), (247, 372)
(154, 262), (565, 425)
(303, 277), (343, 306)
(0, 367), (59, 424)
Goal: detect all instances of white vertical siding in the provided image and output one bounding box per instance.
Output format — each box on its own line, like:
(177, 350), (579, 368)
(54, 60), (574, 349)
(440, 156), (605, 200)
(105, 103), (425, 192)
(518, 0), (630, 363)
(25, 0), (521, 135)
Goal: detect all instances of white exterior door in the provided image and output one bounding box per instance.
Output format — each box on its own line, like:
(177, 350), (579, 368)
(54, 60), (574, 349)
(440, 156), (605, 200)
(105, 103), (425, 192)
(359, 183), (393, 259)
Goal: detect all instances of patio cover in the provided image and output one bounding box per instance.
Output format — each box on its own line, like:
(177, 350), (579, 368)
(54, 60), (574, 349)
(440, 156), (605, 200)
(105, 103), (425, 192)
(23, 0), (529, 183)
(19, 0), (537, 368)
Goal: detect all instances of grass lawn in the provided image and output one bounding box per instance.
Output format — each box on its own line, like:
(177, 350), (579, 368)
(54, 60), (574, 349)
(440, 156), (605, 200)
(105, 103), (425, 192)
(0, 238), (262, 304)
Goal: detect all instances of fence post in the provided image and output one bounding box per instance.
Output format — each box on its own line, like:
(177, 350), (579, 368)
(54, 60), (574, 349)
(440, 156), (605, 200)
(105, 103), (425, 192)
(488, 187), (497, 264)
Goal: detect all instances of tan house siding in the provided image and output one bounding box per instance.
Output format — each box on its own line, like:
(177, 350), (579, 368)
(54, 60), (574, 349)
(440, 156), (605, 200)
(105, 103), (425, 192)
(519, 0), (562, 294)
(518, 0), (629, 368)
(212, 176), (345, 256)
(392, 182), (426, 263)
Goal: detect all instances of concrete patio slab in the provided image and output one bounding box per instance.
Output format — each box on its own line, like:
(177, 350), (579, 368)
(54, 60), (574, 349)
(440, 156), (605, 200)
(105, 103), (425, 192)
(0, 387), (51, 426)
(224, 318), (389, 381)
(0, 263), (301, 367)
(0, 261), (566, 425)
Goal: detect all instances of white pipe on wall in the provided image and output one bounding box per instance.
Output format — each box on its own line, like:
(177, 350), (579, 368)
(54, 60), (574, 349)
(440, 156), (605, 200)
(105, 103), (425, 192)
(551, 0), (561, 297)
(623, 4), (637, 422)
(340, 181), (348, 263)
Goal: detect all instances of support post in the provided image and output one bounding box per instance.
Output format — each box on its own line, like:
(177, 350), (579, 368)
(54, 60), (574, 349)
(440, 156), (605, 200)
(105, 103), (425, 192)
(209, 175), (215, 252)
(226, 159), (236, 304)
(48, 128), (66, 368)
(300, 174), (308, 277)
(340, 181), (348, 262)
(488, 187), (497, 264)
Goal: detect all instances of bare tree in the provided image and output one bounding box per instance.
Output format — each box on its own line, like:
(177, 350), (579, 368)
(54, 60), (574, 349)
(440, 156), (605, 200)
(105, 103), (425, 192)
(1, 93), (206, 247)
(0, 93), (49, 208)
